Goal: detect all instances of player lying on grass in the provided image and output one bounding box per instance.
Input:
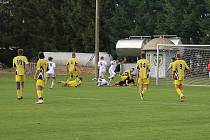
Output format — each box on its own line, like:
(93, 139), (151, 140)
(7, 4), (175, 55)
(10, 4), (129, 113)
(97, 78), (109, 86)
(57, 77), (82, 87)
(112, 72), (134, 86)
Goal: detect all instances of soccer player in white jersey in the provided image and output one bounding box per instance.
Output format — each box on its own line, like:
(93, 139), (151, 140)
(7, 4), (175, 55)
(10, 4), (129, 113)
(97, 78), (109, 86)
(46, 57), (56, 88)
(98, 56), (107, 79)
(108, 59), (119, 84)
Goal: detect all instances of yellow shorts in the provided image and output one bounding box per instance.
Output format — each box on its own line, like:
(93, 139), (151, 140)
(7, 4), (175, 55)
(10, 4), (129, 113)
(174, 80), (183, 85)
(138, 78), (149, 84)
(16, 75), (25, 82)
(36, 79), (45, 87)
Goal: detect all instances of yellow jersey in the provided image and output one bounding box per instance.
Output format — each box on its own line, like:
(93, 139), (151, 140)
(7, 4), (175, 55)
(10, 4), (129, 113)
(36, 59), (48, 80)
(168, 62), (175, 70)
(136, 59), (150, 79)
(67, 57), (79, 71)
(67, 78), (81, 87)
(173, 59), (189, 80)
(13, 56), (29, 75)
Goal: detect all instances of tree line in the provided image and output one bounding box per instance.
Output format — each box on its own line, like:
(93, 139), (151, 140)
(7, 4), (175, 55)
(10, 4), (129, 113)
(0, 0), (210, 65)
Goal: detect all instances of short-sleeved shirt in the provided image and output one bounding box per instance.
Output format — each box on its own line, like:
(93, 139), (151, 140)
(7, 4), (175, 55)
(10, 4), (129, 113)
(98, 60), (107, 70)
(37, 59), (48, 80)
(67, 57), (79, 71)
(173, 59), (189, 80)
(168, 62), (175, 70)
(136, 59), (150, 79)
(47, 61), (56, 74)
(13, 56), (29, 75)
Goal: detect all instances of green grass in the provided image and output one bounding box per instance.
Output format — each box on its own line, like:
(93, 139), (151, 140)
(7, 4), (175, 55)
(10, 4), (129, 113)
(0, 73), (210, 140)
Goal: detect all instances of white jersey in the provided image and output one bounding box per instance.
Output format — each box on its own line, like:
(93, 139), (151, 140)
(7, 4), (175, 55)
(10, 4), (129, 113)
(109, 60), (118, 71)
(97, 79), (108, 86)
(47, 61), (56, 74)
(98, 60), (107, 71)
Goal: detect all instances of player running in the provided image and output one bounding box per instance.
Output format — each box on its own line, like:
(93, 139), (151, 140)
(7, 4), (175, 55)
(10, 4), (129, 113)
(108, 59), (119, 84)
(98, 56), (107, 79)
(172, 54), (191, 102)
(46, 57), (56, 89)
(12, 49), (29, 100)
(34, 52), (48, 104)
(66, 53), (80, 80)
(136, 53), (150, 100)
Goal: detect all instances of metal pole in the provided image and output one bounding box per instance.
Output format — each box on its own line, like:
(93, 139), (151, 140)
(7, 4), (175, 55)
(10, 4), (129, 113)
(95, 0), (100, 79)
(156, 44), (159, 85)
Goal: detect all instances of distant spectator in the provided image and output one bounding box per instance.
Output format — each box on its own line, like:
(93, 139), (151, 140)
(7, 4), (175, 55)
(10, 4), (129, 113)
(208, 59), (210, 78)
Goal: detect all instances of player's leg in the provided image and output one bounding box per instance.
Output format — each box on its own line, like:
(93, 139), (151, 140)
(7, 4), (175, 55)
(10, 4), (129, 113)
(179, 84), (185, 101)
(174, 80), (184, 101)
(36, 80), (44, 104)
(137, 79), (144, 100)
(15, 75), (22, 99)
(50, 74), (56, 89)
(108, 69), (115, 85)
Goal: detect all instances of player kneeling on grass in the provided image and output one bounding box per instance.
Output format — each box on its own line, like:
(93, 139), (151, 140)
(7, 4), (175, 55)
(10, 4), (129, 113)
(136, 53), (150, 100)
(58, 77), (82, 87)
(34, 52), (48, 104)
(46, 57), (56, 89)
(173, 54), (191, 102)
(13, 49), (29, 100)
(112, 72), (134, 86)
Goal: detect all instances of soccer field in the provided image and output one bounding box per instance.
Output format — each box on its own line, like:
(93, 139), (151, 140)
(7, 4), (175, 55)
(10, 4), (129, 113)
(0, 73), (210, 140)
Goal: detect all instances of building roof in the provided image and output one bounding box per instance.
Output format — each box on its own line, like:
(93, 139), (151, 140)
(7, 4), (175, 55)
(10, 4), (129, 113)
(142, 37), (175, 51)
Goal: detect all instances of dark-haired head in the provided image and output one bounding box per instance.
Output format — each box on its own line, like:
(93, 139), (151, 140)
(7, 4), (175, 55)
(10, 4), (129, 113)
(48, 57), (53, 61)
(176, 54), (181, 59)
(72, 52), (76, 58)
(171, 57), (176, 61)
(17, 49), (23, 56)
(141, 53), (146, 59)
(38, 52), (45, 59)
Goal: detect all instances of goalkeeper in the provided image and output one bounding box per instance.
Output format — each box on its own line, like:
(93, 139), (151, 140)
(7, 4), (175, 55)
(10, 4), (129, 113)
(57, 77), (82, 87)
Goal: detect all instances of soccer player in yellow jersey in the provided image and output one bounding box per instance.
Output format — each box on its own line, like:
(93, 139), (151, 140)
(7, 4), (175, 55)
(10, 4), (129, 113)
(172, 54), (191, 102)
(167, 57), (176, 82)
(66, 53), (80, 80)
(13, 49), (29, 100)
(34, 52), (48, 104)
(136, 53), (150, 100)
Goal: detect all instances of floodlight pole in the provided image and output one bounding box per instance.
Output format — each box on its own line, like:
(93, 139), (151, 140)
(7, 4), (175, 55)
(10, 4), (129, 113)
(95, 0), (100, 79)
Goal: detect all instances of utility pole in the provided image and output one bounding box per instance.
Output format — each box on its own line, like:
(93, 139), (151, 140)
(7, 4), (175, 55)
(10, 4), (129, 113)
(95, 0), (100, 79)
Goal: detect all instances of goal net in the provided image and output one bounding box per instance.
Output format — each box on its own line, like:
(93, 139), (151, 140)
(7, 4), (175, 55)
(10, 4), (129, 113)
(156, 44), (210, 87)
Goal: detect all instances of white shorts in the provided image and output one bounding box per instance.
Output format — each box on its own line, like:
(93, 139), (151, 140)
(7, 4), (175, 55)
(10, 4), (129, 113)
(109, 68), (116, 79)
(46, 73), (56, 78)
(99, 69), (106, 78)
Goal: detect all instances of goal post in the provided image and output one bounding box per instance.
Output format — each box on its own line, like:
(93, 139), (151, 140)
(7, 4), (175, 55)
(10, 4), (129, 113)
(156, 44), (210, 87)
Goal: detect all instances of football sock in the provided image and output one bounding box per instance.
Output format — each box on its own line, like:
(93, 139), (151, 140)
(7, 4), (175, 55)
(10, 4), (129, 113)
(51, 80), (55, 88)
(17, 90), (21, 98)
(142, 87), (147, 94)
(20, 88), (23, 97)
(176, 88), (182, 95)
(37, 90), (43, 99)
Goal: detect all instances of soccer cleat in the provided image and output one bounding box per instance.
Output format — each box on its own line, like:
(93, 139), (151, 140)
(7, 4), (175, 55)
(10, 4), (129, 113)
(36, 99), (44, 104)
(17, 97), (23, 100)
(180, 94), (185, 102)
